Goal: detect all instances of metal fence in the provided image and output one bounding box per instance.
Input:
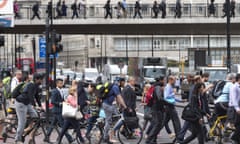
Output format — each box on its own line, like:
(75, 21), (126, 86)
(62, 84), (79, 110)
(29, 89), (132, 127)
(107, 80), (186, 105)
(15, 3), (240, 20)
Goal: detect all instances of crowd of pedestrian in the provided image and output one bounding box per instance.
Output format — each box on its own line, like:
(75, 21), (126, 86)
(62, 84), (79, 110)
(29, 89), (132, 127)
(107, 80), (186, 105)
(12, 0), (237, 20)
(141, 72), (240, 144)
(1, 68), (240, 144)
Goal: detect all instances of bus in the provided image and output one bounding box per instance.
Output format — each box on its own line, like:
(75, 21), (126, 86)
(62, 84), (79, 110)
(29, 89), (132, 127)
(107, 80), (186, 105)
(16, 58), (34, 74)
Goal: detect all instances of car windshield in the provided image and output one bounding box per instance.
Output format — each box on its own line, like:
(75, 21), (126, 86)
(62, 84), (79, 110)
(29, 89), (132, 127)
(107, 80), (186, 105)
(205, 70), (228, 82)
(85, 72), (98, 78)
(143, 68), (166, 78)
(63, 72), (75, 78)
(76, 73), (82, 78)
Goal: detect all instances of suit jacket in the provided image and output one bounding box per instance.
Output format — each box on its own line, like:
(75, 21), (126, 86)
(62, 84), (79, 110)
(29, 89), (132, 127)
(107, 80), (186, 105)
(51, 88), (64, 114)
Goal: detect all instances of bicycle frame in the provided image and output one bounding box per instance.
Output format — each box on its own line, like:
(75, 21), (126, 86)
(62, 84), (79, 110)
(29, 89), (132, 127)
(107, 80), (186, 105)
(209, 115), (227, 137)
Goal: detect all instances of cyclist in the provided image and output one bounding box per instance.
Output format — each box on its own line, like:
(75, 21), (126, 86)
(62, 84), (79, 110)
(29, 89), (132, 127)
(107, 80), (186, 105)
(102, 77), (128, 144)
(214, 73), (236, 117)
(113, 77), (137, 140)
(15, 73), (43, 143)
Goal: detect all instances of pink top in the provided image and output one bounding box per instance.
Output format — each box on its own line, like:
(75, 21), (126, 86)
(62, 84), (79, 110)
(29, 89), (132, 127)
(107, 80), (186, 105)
(66, 95), (77, 108)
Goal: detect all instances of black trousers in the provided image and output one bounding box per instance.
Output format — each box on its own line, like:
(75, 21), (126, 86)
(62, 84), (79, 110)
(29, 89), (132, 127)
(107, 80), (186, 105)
(215, 102), (228, 117)
(105, 10), (112, 18)
(161, 105), (181, 138)
(133, 10), (142, 18)
(146, 110), (163, 144)
(31, 12), (41, 20)
(181, 121), (204, 144)
(57, 118), (84, 144)
(231, 114), (240, 143)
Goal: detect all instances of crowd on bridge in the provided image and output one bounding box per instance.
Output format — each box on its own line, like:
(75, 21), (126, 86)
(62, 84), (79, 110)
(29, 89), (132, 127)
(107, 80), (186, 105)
(0, 69), (240, 144)
(13, 0), (237, 20)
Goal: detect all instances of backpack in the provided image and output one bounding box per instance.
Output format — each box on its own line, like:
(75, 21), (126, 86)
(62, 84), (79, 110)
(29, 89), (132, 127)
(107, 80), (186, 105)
(96, 82), (113, 100)
(145, 86), (155, 107)
(211, 80), (226, 99)
(2, 76), (12, 99)
(11, 82), (27, 98)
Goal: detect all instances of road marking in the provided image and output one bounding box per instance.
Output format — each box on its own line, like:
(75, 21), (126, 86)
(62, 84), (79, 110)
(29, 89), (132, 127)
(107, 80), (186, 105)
(137, 112), (144, 117)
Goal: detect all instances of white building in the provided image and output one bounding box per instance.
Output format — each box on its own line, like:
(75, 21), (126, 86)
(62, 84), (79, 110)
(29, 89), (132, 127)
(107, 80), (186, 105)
(1, 0), (240, 73)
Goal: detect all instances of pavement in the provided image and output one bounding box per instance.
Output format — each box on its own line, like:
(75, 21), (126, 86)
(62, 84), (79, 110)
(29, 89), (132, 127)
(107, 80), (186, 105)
(2, 94), (233, 144)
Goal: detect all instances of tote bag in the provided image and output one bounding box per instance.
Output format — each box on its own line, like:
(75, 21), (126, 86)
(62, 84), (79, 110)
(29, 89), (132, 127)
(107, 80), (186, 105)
(62, 102), (78, 118)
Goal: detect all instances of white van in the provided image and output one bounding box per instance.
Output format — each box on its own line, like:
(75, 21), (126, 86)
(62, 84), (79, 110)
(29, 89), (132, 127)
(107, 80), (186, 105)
(84, 68), (99, 82)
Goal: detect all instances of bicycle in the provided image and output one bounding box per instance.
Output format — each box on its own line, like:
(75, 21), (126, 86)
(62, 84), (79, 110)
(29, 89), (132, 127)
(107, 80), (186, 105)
(116, 114), (143, 144)
(86, 117), (104, 144)
(207, 114), (234, 144)
(0, 108), (60, 144)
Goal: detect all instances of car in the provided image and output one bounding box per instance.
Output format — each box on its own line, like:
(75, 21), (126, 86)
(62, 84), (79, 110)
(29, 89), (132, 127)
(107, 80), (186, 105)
(62, 70), (76, 82)
(75, 72), (83, 81)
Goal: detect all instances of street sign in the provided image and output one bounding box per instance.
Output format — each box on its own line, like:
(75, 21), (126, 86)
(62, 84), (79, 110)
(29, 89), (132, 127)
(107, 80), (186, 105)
(39, 37), (46, 58)
(39, 37), (58, 59)
(0, 15), (14, 27)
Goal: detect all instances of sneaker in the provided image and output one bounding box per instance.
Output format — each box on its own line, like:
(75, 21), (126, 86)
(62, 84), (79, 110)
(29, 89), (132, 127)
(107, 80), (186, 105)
(103, 138), (113, 144)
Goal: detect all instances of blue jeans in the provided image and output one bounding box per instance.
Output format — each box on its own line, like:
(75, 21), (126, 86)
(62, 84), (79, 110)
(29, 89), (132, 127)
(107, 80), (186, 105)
(15, 101), (37, 142)
(178, 120), (190, 140)
(46, 113), (73, 142)
(102, 103), (116, 140)
(86, 116), (98, 136)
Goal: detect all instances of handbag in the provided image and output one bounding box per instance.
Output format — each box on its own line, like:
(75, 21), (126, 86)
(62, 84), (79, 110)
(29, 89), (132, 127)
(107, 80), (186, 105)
(182, 104), (201, 122)
(75, 110), (83, 120)
(62, 102), (78, 118)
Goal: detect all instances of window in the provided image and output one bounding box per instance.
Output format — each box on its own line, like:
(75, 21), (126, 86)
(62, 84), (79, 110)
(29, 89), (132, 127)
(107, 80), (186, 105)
(153, 39), (161, 50)
(168, 39), (177, 50)
(90, 38), (95, 48)
(139, 38), (151, 50)
(114, 38), (126, 51)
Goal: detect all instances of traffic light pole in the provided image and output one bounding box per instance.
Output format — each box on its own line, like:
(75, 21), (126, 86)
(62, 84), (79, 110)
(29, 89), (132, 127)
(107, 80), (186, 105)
(226, 0), (231, 72)
(45, 16), (50, 136)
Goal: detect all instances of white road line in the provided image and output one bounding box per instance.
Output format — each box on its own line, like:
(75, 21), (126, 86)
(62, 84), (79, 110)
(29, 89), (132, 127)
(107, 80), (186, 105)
(137, 112), (144, 117)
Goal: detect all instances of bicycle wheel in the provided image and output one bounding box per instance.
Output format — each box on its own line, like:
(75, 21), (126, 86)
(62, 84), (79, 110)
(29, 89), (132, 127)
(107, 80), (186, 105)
(0, 121), (17, 143)
(87, 125), (103, 144)
(117, 124), (143, 144)
(32, 122), (60, 144)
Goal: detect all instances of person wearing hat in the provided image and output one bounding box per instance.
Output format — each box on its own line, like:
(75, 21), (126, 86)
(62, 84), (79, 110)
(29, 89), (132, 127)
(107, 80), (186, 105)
(15, 73), (43, 144)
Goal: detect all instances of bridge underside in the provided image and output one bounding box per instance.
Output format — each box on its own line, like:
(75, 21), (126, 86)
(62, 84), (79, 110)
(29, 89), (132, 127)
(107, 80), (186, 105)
(1, 19), (240, 35)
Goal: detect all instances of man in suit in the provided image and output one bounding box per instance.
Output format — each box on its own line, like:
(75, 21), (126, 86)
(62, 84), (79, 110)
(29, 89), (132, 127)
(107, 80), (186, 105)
(44, 79), (73, 143)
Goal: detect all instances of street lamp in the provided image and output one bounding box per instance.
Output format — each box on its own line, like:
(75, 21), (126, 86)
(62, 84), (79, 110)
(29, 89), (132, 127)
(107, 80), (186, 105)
(226, 0), (231, 72)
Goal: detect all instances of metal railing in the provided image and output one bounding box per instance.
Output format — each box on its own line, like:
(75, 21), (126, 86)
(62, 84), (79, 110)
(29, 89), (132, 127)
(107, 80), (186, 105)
(15, 3), (240, 20)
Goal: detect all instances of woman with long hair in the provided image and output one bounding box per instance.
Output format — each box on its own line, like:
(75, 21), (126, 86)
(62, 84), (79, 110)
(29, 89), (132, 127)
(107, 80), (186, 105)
(57, 87), (85, 144)
(180, 82), (205, 144)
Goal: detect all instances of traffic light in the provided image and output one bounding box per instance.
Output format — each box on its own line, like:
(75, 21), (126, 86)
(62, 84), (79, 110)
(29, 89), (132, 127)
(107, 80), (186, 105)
(51, 31), (63, 54)
(0, 36), (4, 47)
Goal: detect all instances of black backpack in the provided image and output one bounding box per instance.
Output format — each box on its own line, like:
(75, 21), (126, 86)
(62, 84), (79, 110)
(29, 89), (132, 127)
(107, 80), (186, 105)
(11, 82), (27, 98)
(96, 82), (113, 100)
(211, 80), (226, 99)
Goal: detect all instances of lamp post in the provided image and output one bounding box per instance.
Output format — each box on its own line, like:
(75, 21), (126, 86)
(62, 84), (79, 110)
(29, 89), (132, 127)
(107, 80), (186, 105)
(226, 0), (231, 72)
(125, 35), (128, 65)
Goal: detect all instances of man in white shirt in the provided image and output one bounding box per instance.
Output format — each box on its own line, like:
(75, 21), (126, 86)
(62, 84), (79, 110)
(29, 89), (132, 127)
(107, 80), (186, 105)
(11, 70), (22, 92)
